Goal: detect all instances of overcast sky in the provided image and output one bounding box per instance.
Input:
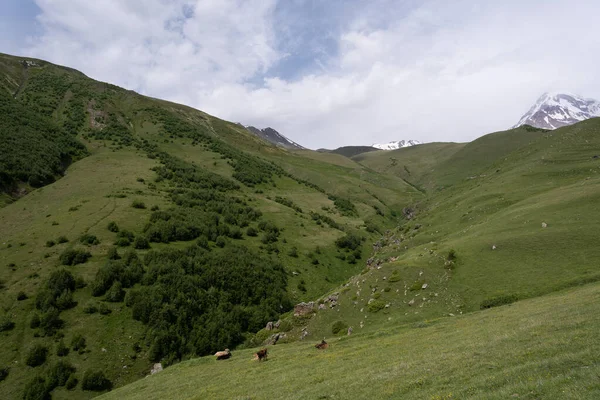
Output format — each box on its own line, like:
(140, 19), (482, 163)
(2, 0), (600, 149)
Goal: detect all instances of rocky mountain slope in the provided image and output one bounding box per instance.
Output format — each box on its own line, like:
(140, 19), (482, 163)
(514, 92), (600, 129)
(245, 126), (305, 150)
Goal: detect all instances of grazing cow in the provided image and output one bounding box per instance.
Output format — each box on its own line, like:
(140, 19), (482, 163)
(255, 348), (268, 361)
(214, 349), (231, 360)
(315, 340), (328, 350)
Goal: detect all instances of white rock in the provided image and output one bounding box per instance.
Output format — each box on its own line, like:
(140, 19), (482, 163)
(542, 222), (547, 228)
(421, 283), (428, 289)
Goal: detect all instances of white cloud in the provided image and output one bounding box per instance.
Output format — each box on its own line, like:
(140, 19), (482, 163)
(21, 0), (600, 149)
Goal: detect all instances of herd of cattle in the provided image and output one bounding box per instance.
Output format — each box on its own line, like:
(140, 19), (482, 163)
(214, 340), (329, 362)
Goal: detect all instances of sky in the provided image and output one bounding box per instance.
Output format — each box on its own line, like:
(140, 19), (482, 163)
(2, 0), (600, 149)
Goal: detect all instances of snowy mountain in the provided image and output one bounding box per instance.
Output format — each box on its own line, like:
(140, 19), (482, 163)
(371, 140), (421, 150)
(245, 126), (306, 150)
(514, 92), (600, 130)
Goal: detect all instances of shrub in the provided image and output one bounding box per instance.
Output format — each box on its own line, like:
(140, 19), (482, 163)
(56, 339), (69, 356)
(66, 374), (78, 390)
(57, 235), (69, 244)
(71, 334), (86, 352)
(83, 302), (98, 314)
(107, 247), (120, 260)
(81, 370), (112, 391)
(367, 299), (386, 313)
(98, 303), (112, 315)
(131, 200), (146, 209)
(22, 376), (50, 400)
(335, 233), (362, 251)
(47, 359), (76, 389)
(287, 247), (298, 258)
(45, 240), (56, 248)
(59, 249), (91, 265)
(133, 236), (150, 250)
(216, 236), (226, 248)
(480, 294), (519, 309)
(55, 289), (75, 310)
(0, 317), (14, 332)
(39, 308), (63, 336)
(389, 270), (402, 282)
(25, 344), (48, 367)
(79, 234), (100, 246)
(447, 249), (457, 262)
(30, 313), (41, 329)
(331, 320), (348, 335)
(105, 281), (125, 302)
(0, 367), (8, 382)
(246, 227), (257, 237)
(107, 221), (119, 233)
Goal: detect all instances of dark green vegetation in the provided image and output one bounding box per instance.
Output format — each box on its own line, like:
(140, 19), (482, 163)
(327, 145), (380, 158)
(1, 51), (599, 399)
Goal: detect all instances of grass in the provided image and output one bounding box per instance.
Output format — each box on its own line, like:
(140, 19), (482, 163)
(100, 282), (600, 400)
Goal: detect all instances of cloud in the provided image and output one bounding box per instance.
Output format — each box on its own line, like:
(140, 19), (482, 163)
(17, 0), (600, 149)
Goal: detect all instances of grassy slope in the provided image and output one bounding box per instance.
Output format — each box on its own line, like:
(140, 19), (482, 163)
(100, 282), (600, 400)
(0, 53), (419, 398)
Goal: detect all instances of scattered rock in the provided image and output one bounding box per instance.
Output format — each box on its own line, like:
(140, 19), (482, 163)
(265, 332), (285, 345)
(347, 327), (353, 335)
(150, 363), (163, 374)
(274, 320), (281, 329)
(408, 299), (415, 306)
(294, 302), (315, 317)
(421, 283), (428, 290)
(541, 222), (547, 228)
(318, 303), (326, 310)
(402, 207), (415, 220)
(492, 245), (497, 250)
(101, 348), (107, 353)
(265, 321), (274, 331)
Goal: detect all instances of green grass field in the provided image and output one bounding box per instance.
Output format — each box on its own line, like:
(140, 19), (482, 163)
(100, 282), (600, 400)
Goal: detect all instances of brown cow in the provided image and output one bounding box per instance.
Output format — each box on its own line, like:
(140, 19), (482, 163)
(255, 348), (268, 361)
(214, 349), (231, 360)
(315, 340), (328, 350)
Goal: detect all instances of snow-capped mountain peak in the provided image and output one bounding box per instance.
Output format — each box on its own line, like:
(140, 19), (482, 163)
(371, 140), (421, 150)
(514, 92), (600, 130)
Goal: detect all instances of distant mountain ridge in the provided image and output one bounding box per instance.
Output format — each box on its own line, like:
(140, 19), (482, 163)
(372, 140), (421, 150)
(245, 126), (305, 150)
(514, 92), (600, 130)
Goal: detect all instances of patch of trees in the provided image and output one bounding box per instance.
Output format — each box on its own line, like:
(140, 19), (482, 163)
(310, 212), (343, 231)
(329, 195), (358, 216)
(0, 88), (87, 194)
(124, 245), (291, 364)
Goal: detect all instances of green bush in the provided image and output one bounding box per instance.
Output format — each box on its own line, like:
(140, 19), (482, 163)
(331, 320), (348, 335)
(22, 376), (50, 400)
(56, 339), (69, 356)
(45, 240), (56, 248)
(30, 313), (41, 329)
(107, 246), (121, 260)
(66, 374), (78, 390)
(81, 370), (112, 391)
(447, 249), (457, 261)
(25, 344), (48, 367)
(98, 303), (112, 315)
(246, 227), (257, 237)
(83, 301), (98, 314)
(59, 248), (91, 265)
(105, 281), (125, 302)
(107, 221), (119, 233)
(47, 359), (76, 389)
(71, 334), (86, 352)
(133, 236), (150, 250)
(0, 367), (8, 382)
(287, 247), (298, 258)
(0, 317), (15, 332)
(480, 294), (519, 309)
(131, 200), (146, 209)
(79, 234), (100, 246)
(335, 233), (362, 250)
(367, 299), (386, 313)
(57, 235), (69, 244)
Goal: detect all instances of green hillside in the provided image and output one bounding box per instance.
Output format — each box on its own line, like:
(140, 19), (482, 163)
(1, 51), (599, 400)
